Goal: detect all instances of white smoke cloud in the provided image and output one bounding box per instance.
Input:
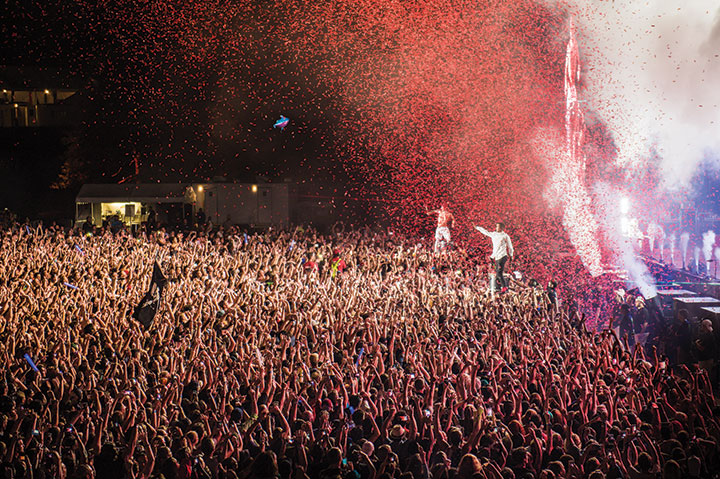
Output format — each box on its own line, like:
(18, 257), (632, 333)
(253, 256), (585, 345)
(533, 2), (719, 283)
(681, 232), (690, 267)
(668, 232), (676, 265)
(594, 182), (657, 298)
(703, 230), (716, 261)
(565, 1), (720, 185)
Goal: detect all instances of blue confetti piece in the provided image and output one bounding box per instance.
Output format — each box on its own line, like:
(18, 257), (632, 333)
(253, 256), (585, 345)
(74, 245), (84, 254)
(63, 282), (78, 290)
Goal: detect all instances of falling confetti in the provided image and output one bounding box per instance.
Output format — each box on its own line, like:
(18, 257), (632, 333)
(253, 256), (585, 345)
(7, 0), (715, 291)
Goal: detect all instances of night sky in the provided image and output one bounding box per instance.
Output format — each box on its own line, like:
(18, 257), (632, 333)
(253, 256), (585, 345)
(2, 0), (584, 225)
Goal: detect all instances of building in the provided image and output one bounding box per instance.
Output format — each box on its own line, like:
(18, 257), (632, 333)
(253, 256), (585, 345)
(75, 182), (289, 228)
(0, 66), (80, 128)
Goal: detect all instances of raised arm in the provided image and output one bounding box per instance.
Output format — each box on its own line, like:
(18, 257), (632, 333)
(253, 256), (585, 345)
(473, 225), (491, 237)
(507, 234), (514, 259)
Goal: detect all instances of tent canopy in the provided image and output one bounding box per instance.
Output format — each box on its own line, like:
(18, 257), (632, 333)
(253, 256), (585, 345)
(76, 184), (191, 203)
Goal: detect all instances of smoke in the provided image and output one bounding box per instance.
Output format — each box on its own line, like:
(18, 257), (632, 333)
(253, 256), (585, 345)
(593, 182), (656, 298)
(715, 247), (720, 278)
(565, 1), (720, 185)
(534, 130), (604, 276)
(681, 232), (690, 267)
(535, 3), (718, 283)
(694, 246), (701, 272)
(620, 247), (657, 299)
(647, 222), (662, 252)
(659, 236), (665, 262)
(668, 232), (676, 266)
(703, 230), (716, 261)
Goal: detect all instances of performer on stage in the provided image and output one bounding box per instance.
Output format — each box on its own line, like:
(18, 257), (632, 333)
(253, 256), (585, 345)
(427, 205), (455, 253)
(473, 222), (514, 291)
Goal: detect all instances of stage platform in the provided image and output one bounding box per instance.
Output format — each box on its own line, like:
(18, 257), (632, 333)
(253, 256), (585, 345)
(674, 296), (720, 320)
(699, 306), (720, 322)
(656, 289), (696, 317)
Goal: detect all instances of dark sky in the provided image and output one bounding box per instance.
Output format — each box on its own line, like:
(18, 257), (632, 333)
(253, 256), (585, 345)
(1, 0), (574, 228)
(4, 1), (350, 186)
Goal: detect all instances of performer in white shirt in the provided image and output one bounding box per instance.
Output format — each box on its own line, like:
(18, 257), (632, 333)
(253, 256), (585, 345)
(473, 222), (514, 291)
(427, 205), (455, 253)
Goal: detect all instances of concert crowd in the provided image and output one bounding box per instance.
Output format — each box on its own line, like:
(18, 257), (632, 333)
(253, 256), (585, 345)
(0, 220), (719, 479)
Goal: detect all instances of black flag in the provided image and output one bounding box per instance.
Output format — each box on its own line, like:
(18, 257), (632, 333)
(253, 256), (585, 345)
(133, 261), (167, 329)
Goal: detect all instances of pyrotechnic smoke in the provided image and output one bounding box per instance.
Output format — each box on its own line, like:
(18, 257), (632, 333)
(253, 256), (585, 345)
(593, 182), (656, 298)
(703, 230), (716, 261)
(541, 19), (604, 277)
(659, 237), (664, 263)
(668, 233), (676, 267)
(549, 160), (603, 276)
(538, 2), (719, 283)
(715, 247), (720, 278)
(537, 132), (604, 276)
(620, 247), (657, 299)
(647, 223), (659, 253)
(703, 230), (716, 274)
(694, 246), (701, 273)
(681, 233), (690, 268)
(566, 1), (720, 185)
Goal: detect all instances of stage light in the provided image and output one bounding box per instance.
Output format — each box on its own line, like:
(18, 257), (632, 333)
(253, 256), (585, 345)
(252, 184), (258, 193)
(198, 185), (203, 192)
(44, 89), (50, 94)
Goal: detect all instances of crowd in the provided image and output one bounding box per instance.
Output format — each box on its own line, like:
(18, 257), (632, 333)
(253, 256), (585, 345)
(1, 221), (719, 479)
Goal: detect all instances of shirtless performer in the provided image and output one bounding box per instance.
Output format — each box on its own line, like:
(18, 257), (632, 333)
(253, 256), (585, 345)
(427, 205), (455, 253)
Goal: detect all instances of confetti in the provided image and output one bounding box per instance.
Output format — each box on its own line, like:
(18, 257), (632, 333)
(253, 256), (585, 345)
(7, 0), (714, 293)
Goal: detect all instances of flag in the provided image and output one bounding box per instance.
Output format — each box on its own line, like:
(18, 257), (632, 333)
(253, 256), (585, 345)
(132, 261), (167, 329)
(273, 115), (290, 130)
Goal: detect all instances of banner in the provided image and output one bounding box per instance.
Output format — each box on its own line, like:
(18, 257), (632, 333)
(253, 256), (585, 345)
(132, 261), (167, 329)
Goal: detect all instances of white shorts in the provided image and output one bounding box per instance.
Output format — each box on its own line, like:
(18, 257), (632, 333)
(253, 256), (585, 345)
(435, 226), (451, 243)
